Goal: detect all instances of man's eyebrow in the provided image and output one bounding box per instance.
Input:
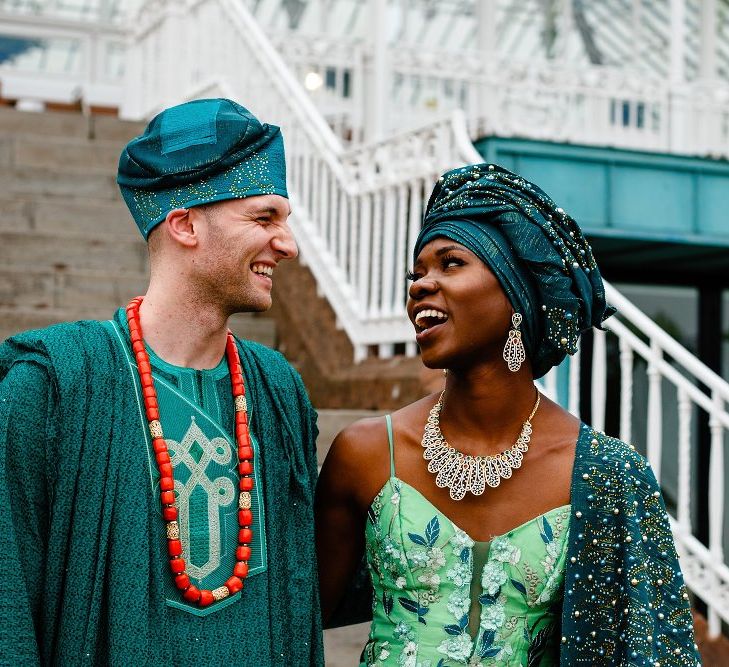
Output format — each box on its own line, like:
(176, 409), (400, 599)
(248, 205), (292, 217)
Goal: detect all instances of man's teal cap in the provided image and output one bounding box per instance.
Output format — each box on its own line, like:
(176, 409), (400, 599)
(117, 98), (288, 239)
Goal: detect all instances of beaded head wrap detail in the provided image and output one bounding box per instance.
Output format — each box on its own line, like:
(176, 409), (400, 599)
(414, 163), (615, 379)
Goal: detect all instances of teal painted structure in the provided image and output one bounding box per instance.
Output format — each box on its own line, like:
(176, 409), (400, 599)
(473, 137), (729, 280)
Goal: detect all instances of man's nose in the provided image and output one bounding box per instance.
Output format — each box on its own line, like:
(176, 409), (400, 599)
(273, 221), (298, 259)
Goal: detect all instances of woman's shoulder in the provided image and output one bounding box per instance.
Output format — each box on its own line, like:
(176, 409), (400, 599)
(576, 425), (659, 490)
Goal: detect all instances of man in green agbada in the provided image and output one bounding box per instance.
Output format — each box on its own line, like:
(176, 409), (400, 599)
(0, 98), (323, 665)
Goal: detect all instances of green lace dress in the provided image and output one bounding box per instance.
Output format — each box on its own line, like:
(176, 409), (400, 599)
(362, 415), (571, 667)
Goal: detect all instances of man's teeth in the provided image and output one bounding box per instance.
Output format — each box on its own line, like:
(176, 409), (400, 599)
(251, 264), (273, 276)
(415, 309), (448, 328)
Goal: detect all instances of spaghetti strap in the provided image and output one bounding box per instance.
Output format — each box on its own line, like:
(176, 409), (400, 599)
(385, 414), (395, 477)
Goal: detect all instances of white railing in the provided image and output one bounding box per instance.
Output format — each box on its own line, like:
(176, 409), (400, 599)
(0, 10), (127, 109)
(539, 283), (729, 637)
(265, 33), (729, 158)
(124, 0), (729, 633)
(123, 0), (480, 362)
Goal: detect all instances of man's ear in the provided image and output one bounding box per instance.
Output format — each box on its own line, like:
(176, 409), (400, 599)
(163, 208), (198, 248)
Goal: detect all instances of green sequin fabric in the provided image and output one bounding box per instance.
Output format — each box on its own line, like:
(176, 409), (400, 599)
(0, 314), (322, 665)
(117, 98), (288, 238)
(414, 163), (615, 378)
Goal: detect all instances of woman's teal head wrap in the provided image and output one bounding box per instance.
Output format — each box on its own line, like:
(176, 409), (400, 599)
(414, 163), (614, 378)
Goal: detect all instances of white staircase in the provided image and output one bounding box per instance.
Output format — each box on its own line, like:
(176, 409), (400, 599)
(2, 0), (729, 639)
(118, 0), (729, 635)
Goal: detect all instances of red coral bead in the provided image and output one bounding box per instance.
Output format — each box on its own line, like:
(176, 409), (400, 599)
(238, 461), (252, 475)
(156, 451), (171, 466)
(236, 546), (252, 560)
(148, 407), (160, 420)
(239, 477), (254, 492)
(232, 381), (244, 394)
(175, 573), (190, 590)
(160, 476), (174, 491)
(238, 447), (253, 460)
(199, 589), (214, 607)
(234, 561), (249, 578)
(159, 463), (173, 478)
(163, 506), (178, 521)
(138, 360), (152, 375)
(160, 490), (175, 505)
(170, 558), (186, 573)
(183, 585), (201, 603)
(238, 528), (253, 544)
(235, 412), (248, 425)
(236, 424), (248, 441)
(225, 577), (243, 594)
(132, 340), (145, 354)
(140, 373), (154, 389)
(130, 330), (142, 344)
(168, 539), (182, 556)
(153, 438), (167, 454)
(143, 386), (156, 400)
(238, 509), (253, 526)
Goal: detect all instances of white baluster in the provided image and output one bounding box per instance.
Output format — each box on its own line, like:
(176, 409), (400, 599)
(381, 188), (397, 317)
(357, 195), (372, 311)
(394, 184), (409, 312)
(348, 194), (359, 290)
(619, 337), (633, 443)
(646, 339), (663, 484)
(337, 188), (348, 269)
(368, 191), (383, 318)
(677, 387), (692, 532)
(708, 391), (725, 638)
(591, 328), (607, 433)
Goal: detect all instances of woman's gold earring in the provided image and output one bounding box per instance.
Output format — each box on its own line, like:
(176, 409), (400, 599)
(503, 313), (526, 372)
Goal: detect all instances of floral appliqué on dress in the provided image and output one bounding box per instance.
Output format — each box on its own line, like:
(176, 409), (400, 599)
(363, 478), (570, 667)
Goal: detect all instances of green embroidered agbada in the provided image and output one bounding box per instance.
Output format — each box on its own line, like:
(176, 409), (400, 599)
(0, 312), (323, 666)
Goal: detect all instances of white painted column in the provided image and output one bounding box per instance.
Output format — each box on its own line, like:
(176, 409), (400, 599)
(669, 0), (685, 83)
(476, 0), (498, 131)
(631, 0), (643, 68)
(699, 0), (718, 81)
(558, 0), (575, 61)
(476, 0), (498, 54)
(366, 0), (389, 141)
(669, 0), (686, 152)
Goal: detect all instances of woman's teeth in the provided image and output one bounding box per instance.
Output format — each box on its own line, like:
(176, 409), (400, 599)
(251, 264), (273, 277)
(415, 309), (448, 331)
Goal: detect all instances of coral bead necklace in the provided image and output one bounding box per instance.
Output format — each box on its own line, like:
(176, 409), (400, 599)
(126, 296), (254, 607)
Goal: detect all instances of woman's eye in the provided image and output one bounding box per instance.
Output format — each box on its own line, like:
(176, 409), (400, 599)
(406, 270), (420, 282)
(442, 255), (464, 269)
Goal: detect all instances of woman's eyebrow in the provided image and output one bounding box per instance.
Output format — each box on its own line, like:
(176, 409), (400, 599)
(435, 245), (465, 257)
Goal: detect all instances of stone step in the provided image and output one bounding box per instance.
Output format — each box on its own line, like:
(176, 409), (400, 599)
(4, 135), (123, 174)
(0, 307), (277, 349)
(0, 196), (137, 237)
(0, 268), (148, 311)
(89, 114), (145, 143)
(315, 409), (382, 466)
(0, 230), (148, 273)
(0, 107), (144, 142)
(228, 313), (277, 349)
(0, 166), (119, 201)
(0, 107), (89, 139)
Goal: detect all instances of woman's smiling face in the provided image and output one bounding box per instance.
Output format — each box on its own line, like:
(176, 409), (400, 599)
(406, 237), (513, 370)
